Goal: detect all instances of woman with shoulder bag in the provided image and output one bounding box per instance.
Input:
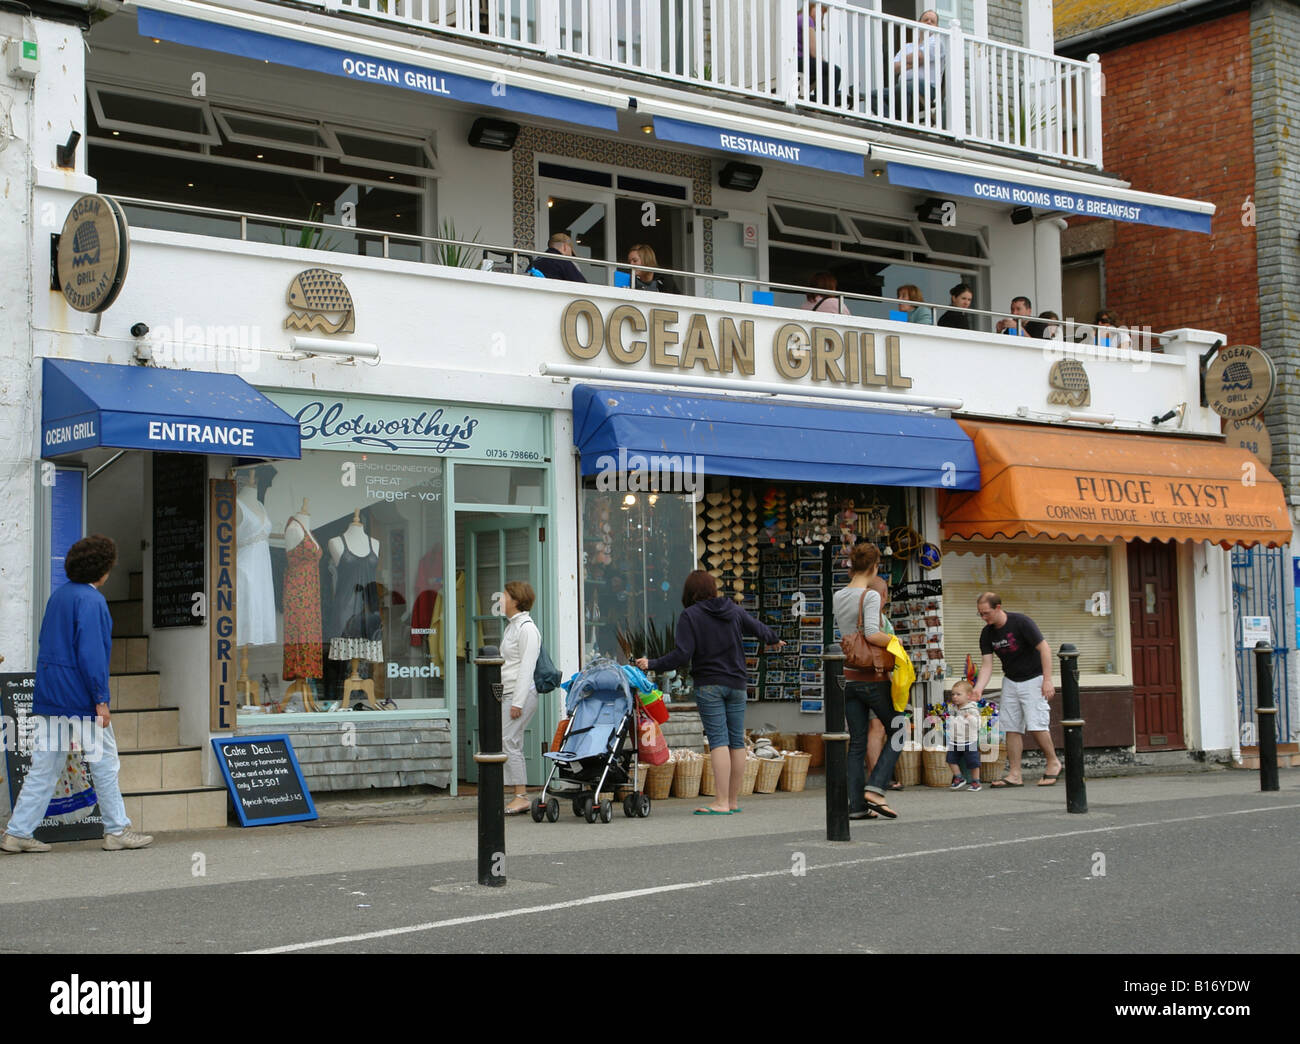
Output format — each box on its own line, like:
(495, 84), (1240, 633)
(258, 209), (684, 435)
(833, 543), (902, 819)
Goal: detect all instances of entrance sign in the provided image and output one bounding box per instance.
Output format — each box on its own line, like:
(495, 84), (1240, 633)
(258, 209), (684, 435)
(1241, 616), (1272, 647)
(211, 735), (317, 826)
(1205, 345), (1275, 420)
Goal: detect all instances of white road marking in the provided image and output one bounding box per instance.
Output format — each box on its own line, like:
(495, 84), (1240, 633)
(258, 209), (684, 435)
(244, 803), (1300, 954)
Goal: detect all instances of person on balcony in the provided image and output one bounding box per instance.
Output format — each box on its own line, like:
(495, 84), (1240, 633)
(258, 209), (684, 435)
(627, 244), (676, 294)
(797, 2), (844, 106)
(996, 296), (1033, 335)
(531, 232), (587, 283)
(937, 282), (974, 330)
(896, 284), (934, 324)
(801, 271), (852, 314)
(873, 10), (944, 122)
(1092, 310), (1132, 350)
(1026, 310), (1061, 339)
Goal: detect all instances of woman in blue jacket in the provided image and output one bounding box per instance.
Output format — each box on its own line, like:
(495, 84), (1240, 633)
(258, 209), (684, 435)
(2, 535), (152, 853)
(637, 571), (783, 815)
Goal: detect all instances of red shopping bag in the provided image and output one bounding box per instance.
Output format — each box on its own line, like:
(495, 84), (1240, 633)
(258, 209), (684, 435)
(637, 711), (671, 765)
(639, 691), (670, 724)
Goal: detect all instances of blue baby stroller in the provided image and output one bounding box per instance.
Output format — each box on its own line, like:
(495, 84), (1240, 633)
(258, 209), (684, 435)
(530, 658), (651, 824)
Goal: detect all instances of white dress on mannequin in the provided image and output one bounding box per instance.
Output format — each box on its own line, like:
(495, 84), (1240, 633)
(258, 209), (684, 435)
(236, 487), (278, 646)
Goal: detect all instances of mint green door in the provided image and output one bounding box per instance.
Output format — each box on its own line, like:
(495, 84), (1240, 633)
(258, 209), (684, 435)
(459, 514), (543, 784)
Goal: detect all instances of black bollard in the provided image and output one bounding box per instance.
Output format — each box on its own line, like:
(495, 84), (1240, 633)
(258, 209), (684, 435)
(821, 650), (850, 841)
(1254, 642), (1279, 793)
(1058, 643), (1087, 814)
(474, 648), (507, 886)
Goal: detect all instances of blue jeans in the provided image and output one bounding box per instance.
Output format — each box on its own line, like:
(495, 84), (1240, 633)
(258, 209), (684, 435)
(695, 685), (747, 749)
(845, 680), (905, 810)
(4, 716), (130, 838)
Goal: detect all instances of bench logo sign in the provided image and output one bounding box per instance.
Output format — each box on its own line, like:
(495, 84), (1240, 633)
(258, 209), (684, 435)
(50, 975), (151, 1024)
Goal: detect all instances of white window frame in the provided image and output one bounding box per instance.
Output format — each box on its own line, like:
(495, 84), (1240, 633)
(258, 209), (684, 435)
(215, 109), (341, 157)
(88, 84), (221, 146)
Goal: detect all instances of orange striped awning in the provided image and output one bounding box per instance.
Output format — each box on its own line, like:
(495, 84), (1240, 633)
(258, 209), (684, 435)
(938, 420), (1292, 547)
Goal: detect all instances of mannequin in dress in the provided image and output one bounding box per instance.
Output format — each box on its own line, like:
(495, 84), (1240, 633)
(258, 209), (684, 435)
(281, 499), (323, 711)
(328, 509), (384, 708)
(235, 478), (278, 705)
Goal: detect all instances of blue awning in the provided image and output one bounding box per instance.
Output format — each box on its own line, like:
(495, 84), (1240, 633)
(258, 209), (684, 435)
(41, 359), (302, 460)
(571, 385), (978, 489)
(653, 115), (865, 177)
(137, 8), (620, 131)
(886, 161), (1213, 234)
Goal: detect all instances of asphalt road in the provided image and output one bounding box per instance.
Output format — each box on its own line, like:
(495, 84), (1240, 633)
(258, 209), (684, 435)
(0, 771), (1295, 956)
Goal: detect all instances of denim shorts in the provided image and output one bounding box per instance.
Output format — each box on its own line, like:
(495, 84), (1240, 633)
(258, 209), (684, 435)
(694, 684), (748, 749)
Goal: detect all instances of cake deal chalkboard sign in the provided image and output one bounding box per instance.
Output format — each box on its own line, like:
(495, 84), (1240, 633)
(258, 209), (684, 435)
(211, 735), (317, 827)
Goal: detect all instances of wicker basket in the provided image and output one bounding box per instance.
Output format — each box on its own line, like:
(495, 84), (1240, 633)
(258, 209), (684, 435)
(645, 760), (676, 800)
(753, 755), (785, 793)
(778, 751), (811, 791)
(894, 747), (922, 787)
(797, 733), (825, 768)
(700, 751), (716, 796)
(673, 756), (704, 798)
(980, 744), (1007, 784)
(739, 755), (760, 796)
(922, 748), (952, 787)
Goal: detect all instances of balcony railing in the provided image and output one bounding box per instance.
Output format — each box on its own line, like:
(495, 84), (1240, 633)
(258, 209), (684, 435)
(112, 195), (1155, 348)
(310, 0), (1103, 167)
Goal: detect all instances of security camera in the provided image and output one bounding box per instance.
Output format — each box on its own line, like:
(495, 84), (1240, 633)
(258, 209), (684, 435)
(130, 322), (150, 338)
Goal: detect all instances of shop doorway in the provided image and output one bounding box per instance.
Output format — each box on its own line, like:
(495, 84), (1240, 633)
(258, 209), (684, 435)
(1127, 541), (1185, 750)
(456, 513), (544, 784)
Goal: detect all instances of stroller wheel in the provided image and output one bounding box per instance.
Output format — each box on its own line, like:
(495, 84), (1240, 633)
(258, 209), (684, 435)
(529, 797), (545, 823)
(582, 795), (598, 824)
(599, 798), (613, 823)
(545, 797), (560, 823)
(622, 795), (636, 818)
(637, 793), (651, 818)
(572, 798), (585, 818)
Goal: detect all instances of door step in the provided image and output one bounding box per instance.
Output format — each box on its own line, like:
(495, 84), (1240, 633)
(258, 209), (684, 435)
(120, 787), (229, 833)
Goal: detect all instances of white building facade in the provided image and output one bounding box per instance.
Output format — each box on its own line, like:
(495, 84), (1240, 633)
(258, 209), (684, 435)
(1, 0), (1287, 829)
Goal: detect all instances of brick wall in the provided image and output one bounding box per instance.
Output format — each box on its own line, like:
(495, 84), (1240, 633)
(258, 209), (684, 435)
(1252, 0), (1300, 499)
(1069, 11), (1259, 347)
(235, 718), (452, 792)
(986, 0), (1024, 44)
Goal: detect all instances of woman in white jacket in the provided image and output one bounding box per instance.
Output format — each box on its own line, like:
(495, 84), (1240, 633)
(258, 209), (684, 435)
(501, 580), (541, 815)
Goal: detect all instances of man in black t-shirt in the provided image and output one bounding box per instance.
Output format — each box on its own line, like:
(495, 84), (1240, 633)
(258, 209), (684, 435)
(972, 592), (1063, 788)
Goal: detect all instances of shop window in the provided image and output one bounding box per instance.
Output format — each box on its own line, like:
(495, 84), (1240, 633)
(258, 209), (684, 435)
(230, 454), (448, 715)
(216, 111), (339, 155)
(581, 487), (697, 683)
(941, 543), (1118, 677)
(455, 465), (546, 506)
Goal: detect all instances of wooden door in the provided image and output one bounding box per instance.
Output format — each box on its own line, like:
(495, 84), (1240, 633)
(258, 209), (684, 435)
(1127, 541), (1185, 750)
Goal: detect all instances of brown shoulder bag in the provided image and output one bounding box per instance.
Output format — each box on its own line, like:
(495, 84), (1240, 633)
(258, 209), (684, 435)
(841, 590), (894, 673)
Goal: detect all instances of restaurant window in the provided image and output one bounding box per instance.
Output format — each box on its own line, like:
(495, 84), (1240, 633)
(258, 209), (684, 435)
(767, 198), (988, 321)
(230, 453), (448, 716)
(941, 542), (1118, 678)
(86, 85), (432, 262)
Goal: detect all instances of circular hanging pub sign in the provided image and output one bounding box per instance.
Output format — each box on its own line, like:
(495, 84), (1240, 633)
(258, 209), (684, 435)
(1224, 415), (1272, 467)
(56, 194), (131, 313)
(1204, 344), (1275, 420)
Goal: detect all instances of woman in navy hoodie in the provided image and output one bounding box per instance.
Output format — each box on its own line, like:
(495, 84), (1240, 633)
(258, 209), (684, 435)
(637, 571), (783, 815)
(1, 535), (152, 853)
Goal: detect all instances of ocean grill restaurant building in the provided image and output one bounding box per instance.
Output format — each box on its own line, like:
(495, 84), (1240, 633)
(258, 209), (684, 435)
(0, 0), (1290, 831)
